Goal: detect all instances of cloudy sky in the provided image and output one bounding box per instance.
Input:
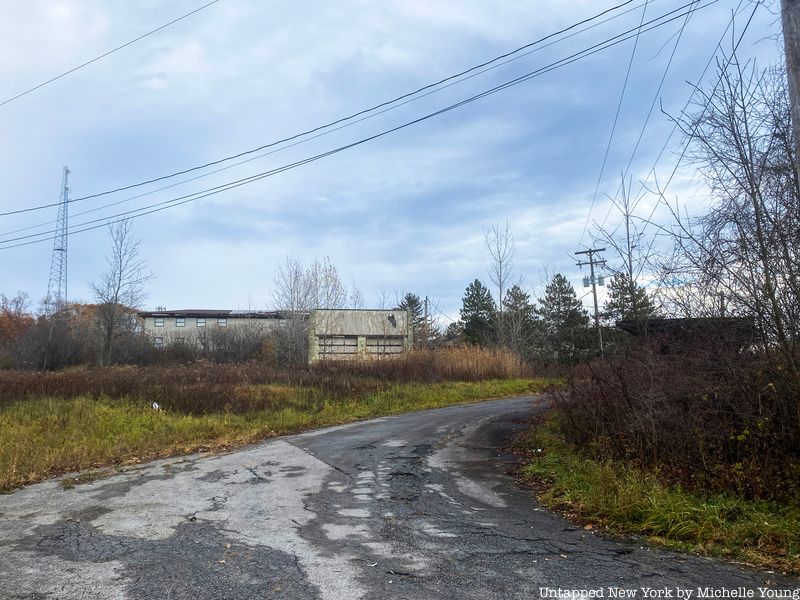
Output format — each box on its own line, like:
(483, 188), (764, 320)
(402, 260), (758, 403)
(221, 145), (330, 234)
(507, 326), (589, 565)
(0, 0), (786, 321)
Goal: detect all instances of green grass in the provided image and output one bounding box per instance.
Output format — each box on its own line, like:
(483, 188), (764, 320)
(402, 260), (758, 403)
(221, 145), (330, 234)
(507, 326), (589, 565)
(518, 418), (800, 574)
(0, 378), (552, 491)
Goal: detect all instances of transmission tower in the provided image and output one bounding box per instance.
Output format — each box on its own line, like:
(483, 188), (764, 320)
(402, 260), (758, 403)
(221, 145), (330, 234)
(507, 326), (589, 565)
(45, 166), (70, 316)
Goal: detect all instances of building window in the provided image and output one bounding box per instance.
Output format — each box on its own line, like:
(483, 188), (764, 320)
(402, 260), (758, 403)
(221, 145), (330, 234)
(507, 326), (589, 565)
(154, 317), (164, 327)
(176, 317), (185, 327)
(197, 318), (206, 327)
(154, 336), (164, 348)
(218, 318), (227, 327)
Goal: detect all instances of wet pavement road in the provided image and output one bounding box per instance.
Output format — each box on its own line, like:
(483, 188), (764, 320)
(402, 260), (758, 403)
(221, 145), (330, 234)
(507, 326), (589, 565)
(1, 396), (796, 599)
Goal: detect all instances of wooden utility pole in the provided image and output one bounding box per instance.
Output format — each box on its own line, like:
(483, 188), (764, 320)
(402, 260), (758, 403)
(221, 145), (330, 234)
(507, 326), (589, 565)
(576, 248), (607, 358)
(782, 0), (800, 178)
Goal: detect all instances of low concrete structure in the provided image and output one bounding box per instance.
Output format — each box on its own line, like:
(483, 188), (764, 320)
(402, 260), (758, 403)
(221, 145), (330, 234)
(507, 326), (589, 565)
(138, 308), (412, 361)
(308, 309), (411, 362)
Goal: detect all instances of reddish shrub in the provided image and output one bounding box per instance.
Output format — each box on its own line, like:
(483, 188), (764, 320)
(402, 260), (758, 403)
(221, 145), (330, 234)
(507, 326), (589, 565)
(553, 341), (800, 501)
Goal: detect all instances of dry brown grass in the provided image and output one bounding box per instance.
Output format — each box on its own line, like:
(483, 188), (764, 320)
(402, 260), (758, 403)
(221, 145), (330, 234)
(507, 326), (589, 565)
(0, 346), (530, 415)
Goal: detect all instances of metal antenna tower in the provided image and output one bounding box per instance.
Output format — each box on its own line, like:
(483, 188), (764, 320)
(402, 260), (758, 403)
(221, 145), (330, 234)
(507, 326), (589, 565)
(45, 166), (70, 316)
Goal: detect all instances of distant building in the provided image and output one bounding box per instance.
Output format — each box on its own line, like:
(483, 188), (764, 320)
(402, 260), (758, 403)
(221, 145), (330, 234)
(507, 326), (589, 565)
(137, 308), (412, 361)
(137, 309), (285, 348)
(308, 309), (411, 362)
(616, 316), (756, 353)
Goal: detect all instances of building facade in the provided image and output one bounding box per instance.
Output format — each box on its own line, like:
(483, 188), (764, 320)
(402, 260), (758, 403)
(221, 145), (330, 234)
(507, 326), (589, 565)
(307, 309), (411, 362)
(138, 308), (412, 361)
(137, 309), (284, 347)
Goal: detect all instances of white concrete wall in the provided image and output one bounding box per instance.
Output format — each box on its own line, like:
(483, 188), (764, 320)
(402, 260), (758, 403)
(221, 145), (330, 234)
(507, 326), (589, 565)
(308, 309), (412, 362)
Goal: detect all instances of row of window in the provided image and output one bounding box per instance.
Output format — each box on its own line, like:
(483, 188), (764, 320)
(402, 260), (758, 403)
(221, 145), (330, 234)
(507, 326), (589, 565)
(153, 317), (227, 328)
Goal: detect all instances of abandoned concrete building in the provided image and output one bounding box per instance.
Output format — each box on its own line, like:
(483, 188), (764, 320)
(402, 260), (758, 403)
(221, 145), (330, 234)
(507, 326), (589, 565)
(137, 308), (412, 362)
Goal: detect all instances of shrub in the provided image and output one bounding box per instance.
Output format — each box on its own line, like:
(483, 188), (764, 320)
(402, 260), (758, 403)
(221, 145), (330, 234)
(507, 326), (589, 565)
(552, 341), (800, 502)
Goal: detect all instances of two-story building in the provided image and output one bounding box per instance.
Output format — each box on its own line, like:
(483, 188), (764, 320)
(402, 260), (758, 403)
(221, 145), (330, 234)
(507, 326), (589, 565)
(137, 308), (412, 361)
(137, 309), (285, 347)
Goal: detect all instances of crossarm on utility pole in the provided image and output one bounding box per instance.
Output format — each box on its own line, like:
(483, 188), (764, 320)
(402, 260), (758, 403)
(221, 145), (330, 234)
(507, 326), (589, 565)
(576, 247), (607, 358)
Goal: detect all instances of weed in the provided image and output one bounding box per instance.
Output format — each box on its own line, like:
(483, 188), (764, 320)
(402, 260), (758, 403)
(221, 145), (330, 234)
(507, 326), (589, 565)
(0, 376), (553, 491)
(518, 417), (800, 574)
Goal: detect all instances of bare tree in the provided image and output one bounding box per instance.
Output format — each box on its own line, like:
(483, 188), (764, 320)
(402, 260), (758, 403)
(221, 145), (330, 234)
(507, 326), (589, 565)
(271, 255), (312, 364)
(92, 219), (151, 366)
(270, 255), (352, 363)
(349, 279), (365, 309)
(484, 221), (516, 345)
(654, 58), (800, 399)
(272, 255), (311, 313)
(376, 283), (390, 309)
(307, 257), (348, 310)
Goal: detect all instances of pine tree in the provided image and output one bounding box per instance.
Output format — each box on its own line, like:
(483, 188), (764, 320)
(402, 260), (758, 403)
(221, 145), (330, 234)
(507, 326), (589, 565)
(502, 285), (539, 358)
(460, 279), (496, 346)
(536, 274), (590, 363)
(443, 321), (464, 344)
(603, 273), (657, 324)
(398, 292), (426, 346)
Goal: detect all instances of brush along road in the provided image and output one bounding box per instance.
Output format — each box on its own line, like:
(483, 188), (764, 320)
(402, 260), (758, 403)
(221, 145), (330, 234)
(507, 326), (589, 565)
(0, 396), (795, 599)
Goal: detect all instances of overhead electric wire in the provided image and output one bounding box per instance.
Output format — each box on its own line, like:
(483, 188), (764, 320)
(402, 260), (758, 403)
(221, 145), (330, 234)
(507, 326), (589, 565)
(579, 0), (651, 248)
(629, 0), (761, 280)
(0, 0), (718, 249)
(0, 0), (717, 251)
(0, 0), (668, 218)
(580, 0), (757, 282)
(587, 0), (750, 261)
(594, 0), (702, 234)
(0, 0), (221, 108)
(0, 0), (659, 238)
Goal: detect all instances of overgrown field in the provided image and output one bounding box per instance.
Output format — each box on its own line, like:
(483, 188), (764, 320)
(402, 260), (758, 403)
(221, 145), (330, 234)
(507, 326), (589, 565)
(518, 416), (800, 575)
(0, 347), (556, 490)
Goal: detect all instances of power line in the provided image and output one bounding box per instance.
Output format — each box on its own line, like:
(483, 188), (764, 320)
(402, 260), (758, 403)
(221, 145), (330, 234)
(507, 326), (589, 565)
(0, 0), (718, 249)
(579, 0), (651, 248)
(0, 0), (221, 108)
(588, 0), (752, 268)
(623, 0), (760, 283)
(0, 0), (657, 236)
(595, 0), (702, 234)
(0, 0), (717, 251)
(632, 0), (761, 281)
(1, 0), (683, 218)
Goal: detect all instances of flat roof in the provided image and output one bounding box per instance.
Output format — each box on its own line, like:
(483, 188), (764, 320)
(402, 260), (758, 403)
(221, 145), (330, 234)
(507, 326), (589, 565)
(138, 308), (407, 318)
(138, 309), (285, 319)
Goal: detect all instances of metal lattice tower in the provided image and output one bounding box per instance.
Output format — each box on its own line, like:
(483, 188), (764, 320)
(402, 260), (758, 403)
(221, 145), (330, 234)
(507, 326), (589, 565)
(45, 166), (70, 316)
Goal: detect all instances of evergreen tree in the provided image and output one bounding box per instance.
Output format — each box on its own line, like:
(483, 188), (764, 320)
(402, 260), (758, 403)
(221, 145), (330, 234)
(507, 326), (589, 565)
(460, 279), (496, 346)
(536, 274), (590, 363)
(398, 292), (423, 334)
(502, 285), (539, 358)
(443, 321), (464, 344)
(602, 273), (658, 323)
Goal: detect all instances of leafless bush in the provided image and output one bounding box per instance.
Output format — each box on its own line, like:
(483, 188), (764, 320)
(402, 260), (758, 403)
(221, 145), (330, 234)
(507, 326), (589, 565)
(554, 342), (800, 501)
(654, 60), (800, 399)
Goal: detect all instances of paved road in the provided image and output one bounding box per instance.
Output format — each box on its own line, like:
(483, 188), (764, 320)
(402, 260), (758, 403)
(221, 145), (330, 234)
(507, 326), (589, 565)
(1, 396), (796, 599)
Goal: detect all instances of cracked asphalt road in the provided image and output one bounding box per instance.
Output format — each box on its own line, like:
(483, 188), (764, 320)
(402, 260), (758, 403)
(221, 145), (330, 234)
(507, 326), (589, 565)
(1, 396), (796, 599)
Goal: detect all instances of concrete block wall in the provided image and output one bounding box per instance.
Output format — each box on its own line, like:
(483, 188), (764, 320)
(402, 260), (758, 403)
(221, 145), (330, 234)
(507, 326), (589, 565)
(308, 309), (412, 363)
